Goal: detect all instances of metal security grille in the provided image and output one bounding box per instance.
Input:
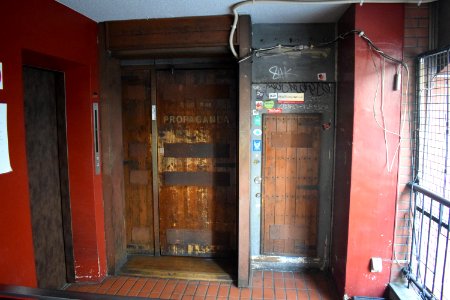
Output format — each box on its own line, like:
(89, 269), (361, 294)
(406, 47), (450, 300)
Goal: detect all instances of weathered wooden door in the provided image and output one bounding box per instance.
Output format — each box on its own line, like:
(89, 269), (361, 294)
(261, 114), (321, 256)
(122, 68), (154, 253)
(157, 69), (237, 257)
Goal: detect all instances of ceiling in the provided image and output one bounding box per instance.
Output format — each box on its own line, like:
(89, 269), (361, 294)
(55, 0), (352, 24)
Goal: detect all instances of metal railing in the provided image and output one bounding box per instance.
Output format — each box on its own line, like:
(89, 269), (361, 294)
(405, 182), (450, 300)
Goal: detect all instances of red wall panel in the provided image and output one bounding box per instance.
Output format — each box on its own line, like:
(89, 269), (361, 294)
(0, 0), (106, 286)
(333, 4), (404, 297)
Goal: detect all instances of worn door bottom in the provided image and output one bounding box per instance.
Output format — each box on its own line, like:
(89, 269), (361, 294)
(118, 255), (236, 282)
(251, 255), (323, 271)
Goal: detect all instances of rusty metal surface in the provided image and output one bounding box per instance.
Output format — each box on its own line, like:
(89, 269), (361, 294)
(163, 171), (230, 186)
(164, 143), (230, 158)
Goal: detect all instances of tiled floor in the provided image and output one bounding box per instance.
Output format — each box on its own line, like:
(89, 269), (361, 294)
(67, 270), (338, 299)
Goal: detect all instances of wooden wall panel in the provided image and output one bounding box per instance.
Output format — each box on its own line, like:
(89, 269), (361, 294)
(99, 22), (127, 274)
(105, 15), (238, 58)
(237, 15), (251, 288)
(122, 68), (154, 254)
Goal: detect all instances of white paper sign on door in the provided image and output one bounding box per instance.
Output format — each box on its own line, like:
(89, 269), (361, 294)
(0, 103), (12, 174)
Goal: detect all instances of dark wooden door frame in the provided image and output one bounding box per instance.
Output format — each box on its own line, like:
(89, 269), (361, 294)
(237, 15), (251, 287)
(150, 68), (160, 255)
(100, 15), (252, 286)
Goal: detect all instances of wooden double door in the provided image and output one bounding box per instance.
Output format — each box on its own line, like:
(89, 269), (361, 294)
(122, 67), (237, 257)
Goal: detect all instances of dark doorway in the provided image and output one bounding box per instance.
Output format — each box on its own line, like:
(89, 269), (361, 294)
(23, 66), (74, 288)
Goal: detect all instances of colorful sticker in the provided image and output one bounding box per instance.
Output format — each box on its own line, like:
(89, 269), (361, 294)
(253, 129), (262, 136)
(269, 93), (278, 99)
(256, 90), (264, 100)
(252, 109), (259, 116)
(255, 101), (263, 110)
(253, 115), (262, 126)
(263, 100), (275, 109)
(268, 108), (283, 113)
(317, 73), (327, 81)
(252, 140), (262, 151)
(277, 93), (304, 104)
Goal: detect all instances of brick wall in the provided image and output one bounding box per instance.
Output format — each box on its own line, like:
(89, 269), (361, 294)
(390, 3), (430, 282)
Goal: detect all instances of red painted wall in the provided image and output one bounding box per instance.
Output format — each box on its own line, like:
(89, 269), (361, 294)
(333, 4), (404, 297)
(0, 0), (106, 286)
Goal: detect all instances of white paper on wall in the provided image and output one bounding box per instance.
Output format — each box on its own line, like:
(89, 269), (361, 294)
(0, 62), (3, 90)
(0, 103), (12, 174)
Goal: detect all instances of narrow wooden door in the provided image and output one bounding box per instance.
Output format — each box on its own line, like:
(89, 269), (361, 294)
(122, 68), (154, 253)
(23, 67), (73, 288)
(157, 69), (237, 257)
(262, 114), (321, 257)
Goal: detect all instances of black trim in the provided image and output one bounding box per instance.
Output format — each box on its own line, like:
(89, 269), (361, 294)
(0, 284), (156, 300)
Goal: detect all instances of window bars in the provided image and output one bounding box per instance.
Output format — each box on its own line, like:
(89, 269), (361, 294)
(405, 47), (450, 300)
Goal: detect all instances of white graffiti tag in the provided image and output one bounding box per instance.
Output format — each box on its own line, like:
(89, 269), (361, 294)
(269, 66), (298, 80)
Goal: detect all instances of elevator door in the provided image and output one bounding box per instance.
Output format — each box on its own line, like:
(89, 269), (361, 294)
(261, 113), (321, 257)
(157, 69), (237, 257)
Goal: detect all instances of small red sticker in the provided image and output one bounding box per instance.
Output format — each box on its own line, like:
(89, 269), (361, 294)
(255, 101), (263, 110)
(268, 108), (282, 113)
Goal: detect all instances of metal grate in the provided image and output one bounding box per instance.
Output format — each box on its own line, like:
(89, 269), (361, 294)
(406, 47), (450, 300)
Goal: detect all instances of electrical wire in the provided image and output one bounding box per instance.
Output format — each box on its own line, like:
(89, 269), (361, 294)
(229, 0), (419, 269)
(381, 58), (391, 172)
(314, 27), (412, 174)
(234, 3), (414, 174)
(366, 35), (412, 266)
(229, 0), (437, 59)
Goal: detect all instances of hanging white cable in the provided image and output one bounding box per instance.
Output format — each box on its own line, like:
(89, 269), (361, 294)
(381, 58), (391, 172)
(369, 47), (391, 172)
(370, 53), (402, 137)
(229, 0), (437, 59)
(368, 41), (410, 173)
